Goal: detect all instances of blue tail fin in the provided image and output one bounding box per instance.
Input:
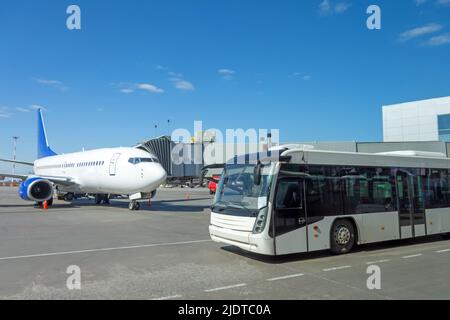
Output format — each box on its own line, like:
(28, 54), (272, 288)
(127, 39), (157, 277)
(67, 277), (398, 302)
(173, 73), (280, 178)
(37, 109), (57, 159)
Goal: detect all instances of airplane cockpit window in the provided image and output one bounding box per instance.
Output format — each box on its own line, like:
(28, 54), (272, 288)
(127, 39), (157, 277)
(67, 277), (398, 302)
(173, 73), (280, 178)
(129, 157), (158, 164)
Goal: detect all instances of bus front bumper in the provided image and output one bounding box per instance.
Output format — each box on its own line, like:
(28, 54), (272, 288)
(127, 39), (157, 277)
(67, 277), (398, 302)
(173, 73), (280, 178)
(209, 224), (274, 255)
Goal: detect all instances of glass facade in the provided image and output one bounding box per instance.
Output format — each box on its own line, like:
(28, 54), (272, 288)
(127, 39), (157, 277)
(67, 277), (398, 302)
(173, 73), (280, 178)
(438, 114), (450, 141)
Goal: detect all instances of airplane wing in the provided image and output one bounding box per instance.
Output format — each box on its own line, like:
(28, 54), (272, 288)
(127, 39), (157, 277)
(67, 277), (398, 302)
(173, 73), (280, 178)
(38, 175), (78, 187)
(0, 173), (78, 187)
(0, 158), (34, 166)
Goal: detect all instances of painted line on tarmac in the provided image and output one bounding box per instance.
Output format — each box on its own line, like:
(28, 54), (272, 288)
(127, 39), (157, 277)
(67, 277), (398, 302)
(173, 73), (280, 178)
(267, 273), (304, 282)
(152, 294), (182, 300)
(402, 253), (423, 259)
(436, 249), (450, 253)
(322, 265), (351, 272)
(366, 259), (390, 265)
(204, 283), (247, 292)
(0, 239), (212, 261)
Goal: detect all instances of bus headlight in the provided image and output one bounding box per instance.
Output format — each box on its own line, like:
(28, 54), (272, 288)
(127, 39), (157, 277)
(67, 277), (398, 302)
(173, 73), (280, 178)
(253, 206), (268, 234)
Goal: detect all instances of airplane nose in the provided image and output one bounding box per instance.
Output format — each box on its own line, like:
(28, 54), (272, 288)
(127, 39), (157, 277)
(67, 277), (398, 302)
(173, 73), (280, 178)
(157, 164), (167, 183)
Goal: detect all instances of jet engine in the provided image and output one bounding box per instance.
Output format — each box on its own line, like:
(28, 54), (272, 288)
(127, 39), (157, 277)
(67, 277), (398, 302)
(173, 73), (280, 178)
(18, 177), (53, 202)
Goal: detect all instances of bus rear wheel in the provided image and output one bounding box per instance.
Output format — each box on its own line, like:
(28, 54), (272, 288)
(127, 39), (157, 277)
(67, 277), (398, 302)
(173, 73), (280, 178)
(330, 219), (355, 255)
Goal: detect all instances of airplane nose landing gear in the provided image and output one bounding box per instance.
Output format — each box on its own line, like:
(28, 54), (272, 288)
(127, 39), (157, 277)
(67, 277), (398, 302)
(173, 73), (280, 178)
(129, 200), (140, 211)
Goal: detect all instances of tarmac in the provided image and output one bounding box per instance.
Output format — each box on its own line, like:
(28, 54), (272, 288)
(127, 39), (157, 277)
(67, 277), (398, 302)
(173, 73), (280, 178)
(0, 186), (449, 299)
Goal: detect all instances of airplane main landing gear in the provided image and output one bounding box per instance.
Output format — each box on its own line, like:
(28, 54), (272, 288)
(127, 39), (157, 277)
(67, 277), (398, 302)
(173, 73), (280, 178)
(95, 194), (110, 205)
(129, 200), (140, 211)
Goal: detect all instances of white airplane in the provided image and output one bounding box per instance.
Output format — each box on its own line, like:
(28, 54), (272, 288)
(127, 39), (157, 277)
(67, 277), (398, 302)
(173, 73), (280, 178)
(0, 109), (167, 210)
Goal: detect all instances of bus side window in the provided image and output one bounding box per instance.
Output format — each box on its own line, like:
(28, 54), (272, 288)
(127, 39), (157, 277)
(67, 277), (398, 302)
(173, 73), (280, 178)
(275, 181), (302, 209)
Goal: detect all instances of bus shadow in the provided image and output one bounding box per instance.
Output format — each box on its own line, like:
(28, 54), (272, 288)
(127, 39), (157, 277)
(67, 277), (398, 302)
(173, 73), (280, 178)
(221, 235), (449, 264)
(153, 197), (213, 203)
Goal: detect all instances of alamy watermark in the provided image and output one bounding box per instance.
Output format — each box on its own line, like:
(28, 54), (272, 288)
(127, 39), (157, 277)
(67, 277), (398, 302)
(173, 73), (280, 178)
(366, 265), (381, 290)
(66, 5), (81, 30)
(367, 5), (381, 30)
(66, 265), (81, 290)
(171, 121), (280, 166)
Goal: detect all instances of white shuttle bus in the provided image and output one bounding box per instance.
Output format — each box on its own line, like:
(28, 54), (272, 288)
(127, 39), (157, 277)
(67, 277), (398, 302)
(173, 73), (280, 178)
(209, 146), (450, 256)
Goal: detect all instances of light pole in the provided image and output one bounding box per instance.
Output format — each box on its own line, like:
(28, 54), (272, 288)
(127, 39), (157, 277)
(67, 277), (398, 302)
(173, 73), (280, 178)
(12, 136), (19, 175)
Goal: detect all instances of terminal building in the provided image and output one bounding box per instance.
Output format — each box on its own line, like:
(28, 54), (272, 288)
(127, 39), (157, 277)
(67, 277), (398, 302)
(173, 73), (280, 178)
(383, 96), (450, 142)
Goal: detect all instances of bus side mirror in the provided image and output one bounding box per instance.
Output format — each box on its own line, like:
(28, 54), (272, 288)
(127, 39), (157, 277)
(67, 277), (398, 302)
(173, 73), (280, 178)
(254, 161), (262, 185)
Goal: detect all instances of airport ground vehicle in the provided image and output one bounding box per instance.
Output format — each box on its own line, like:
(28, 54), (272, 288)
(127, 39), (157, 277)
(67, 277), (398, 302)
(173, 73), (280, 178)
(209, 146), (450, 256)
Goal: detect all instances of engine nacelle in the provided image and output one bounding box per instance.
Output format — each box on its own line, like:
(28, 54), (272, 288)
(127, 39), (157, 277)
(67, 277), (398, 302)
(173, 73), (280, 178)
(18, 178), (54, 202)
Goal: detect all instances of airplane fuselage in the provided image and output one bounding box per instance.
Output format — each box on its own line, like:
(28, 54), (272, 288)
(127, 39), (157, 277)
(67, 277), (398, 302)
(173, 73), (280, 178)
(33, 147), (167, 195)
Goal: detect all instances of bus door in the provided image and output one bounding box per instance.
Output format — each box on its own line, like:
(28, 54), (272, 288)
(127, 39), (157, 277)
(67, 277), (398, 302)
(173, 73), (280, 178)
(273, 178), (308, 255)
(396, 170), (426, 239)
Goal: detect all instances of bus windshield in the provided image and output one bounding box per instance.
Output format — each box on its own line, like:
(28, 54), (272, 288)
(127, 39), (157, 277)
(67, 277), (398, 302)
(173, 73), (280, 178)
(213, 163), (273, 216)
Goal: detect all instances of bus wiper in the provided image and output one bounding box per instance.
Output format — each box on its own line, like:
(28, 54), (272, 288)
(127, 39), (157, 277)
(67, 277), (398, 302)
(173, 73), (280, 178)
(229, 202), (257, 217)
(211, 200), (230, 211)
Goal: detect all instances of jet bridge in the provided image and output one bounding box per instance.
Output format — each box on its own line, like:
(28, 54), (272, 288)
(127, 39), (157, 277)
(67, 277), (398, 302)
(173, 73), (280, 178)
(136, 136), (205, 185)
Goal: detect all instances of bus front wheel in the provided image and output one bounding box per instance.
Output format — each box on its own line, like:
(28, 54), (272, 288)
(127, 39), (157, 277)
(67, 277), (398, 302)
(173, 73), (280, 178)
(330, 219), (355, 255)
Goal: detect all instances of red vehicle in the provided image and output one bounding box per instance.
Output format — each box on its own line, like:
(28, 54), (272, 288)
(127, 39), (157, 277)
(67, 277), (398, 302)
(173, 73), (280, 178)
(208, 175), (221, 195)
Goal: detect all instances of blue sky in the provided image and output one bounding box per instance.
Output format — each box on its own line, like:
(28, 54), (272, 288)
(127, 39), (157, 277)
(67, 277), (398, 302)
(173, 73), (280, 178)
(1, 0), (450, 170)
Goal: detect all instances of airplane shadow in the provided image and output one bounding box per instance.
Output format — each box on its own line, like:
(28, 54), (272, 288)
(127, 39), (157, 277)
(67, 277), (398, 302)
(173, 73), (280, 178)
(41, 198), (213, 213)
(0, 203), (82, 209)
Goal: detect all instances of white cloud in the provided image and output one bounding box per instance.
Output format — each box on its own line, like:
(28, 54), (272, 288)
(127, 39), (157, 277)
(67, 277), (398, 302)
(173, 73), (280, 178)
(117, 82), (164, 94)
(415, 0), (450, 6)
(426, 33), (450, 46)
(319, 1), (351, 15)
(399, 23), (443, 42)
(33, 78), (67, 91)
(437, 0), (450, 5)
(137, 83), (164, 93)
(335, 2), (351, 13)
(16, 107), (31, 113)
(218, 69), (236, 80)
(168, 71), (183, 78)
(155, 65), (168, 71)
(16, 105), (48, 114)
(0, 106), (11, 118)
(29, 104), (48, 111)
(120, 88), (134, 94)
(319, 0), (332, 15)
(291, 73), (311, 81)
(170, 78), (195, 91)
